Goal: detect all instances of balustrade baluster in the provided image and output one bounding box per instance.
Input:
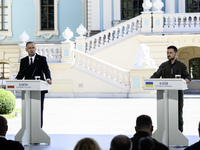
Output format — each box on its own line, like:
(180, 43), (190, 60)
(86, 41), (90, 53)
(185, 16), (189, 27)
(196, 16), (200, 27)
(190, 16), (194, 27)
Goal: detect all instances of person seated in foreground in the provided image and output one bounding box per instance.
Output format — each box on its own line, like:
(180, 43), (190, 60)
(185, 121), (200, 150)
(74, 137), (101, 150)
(138, 136), (154, 150)
(110, 134), (132, 150)
(0, 115), (24, 150)
(130, 114), (169, 150)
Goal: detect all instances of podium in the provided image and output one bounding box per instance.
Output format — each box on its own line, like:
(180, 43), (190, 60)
(144, 78), (188, 146)
(6, 80), (51, 145)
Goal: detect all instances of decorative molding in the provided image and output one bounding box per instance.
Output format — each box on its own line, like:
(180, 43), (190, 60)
(34, 0), (59, 39)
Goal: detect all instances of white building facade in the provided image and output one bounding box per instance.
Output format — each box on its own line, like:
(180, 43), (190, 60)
(0, 0), (200, 97)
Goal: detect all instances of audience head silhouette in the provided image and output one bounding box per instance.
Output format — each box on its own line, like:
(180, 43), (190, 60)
(0, 115), (24, 150)
(135, 115), (153, 136)
(138, 136), (154, 150)
(74, 137), (101, 150)
(0, 115), (8, 136)
(110, 134), (132, 150)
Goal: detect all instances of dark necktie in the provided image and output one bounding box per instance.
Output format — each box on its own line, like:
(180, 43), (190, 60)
(30, 58), (33, 65)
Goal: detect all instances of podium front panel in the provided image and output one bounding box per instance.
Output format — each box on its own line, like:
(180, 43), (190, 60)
(6, 80), (50, 91)
(144, 78), (187, 90)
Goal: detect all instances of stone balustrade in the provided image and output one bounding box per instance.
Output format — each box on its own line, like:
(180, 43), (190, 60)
(19, 44), (62, 62)
(163, 13), (200, 32)
(85, 15), (142, 54)
(72, 49), (130, 91)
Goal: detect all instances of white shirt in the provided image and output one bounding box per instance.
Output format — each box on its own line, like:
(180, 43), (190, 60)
(29, 54), (36, 65)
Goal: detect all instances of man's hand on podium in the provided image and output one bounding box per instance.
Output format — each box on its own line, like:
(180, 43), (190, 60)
(46, 79), (52, 85)
(185, 78), (190, 84)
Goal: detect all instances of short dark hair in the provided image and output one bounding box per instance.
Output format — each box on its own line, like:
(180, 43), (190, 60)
(139, 136), (154, 150)
(136, 115), (152, 130)
(110, 135), (132, 150)
(26, 41), (35, 47)
(167, 45), (178, 53)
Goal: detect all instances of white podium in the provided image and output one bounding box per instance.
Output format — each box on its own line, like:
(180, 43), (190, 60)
(144, 78), (188, 146)
(6, 80), (51, 145)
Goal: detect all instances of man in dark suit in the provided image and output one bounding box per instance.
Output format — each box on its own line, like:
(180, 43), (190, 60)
(0, 115), (24, 150)
(130, 115), (169, 150)
(16, 41), (52, 127)
(185, 121), (200, 150)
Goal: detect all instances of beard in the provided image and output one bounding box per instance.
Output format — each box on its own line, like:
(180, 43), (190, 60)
(168, 55), (176, 61)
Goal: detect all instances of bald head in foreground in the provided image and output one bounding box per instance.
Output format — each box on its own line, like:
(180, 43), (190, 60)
(110, 134), (132, 150)
(0, 115), (24, 150)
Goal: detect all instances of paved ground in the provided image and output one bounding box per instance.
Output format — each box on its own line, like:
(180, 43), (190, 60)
(6, 95), (200, 150)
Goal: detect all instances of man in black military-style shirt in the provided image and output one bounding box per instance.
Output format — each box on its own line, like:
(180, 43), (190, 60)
(151, 45), (191, 132)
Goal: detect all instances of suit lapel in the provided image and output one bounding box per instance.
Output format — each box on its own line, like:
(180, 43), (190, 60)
(34, 54), (40, 66)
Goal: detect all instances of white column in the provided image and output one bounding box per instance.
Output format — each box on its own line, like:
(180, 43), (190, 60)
(165, 0), (175, 13)
(178, 0), (185, 13)
(82, 0), (88, 29)
(113, 0), (120, 20)
(91, 0), (100, 30)
(103, 0), (112, 30)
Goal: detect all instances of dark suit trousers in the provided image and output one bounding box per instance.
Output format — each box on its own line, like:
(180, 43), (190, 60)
(178, 90), (184, 132)
(41, 91), (45, 128)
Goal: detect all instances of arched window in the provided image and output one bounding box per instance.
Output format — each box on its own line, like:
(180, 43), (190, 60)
(186, 0), (200, 12)
(189, 58), (200, 79)
(0, 62), (9, 79)
(121, 0), (143, 20)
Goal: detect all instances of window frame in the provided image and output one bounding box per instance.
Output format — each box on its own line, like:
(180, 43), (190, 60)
(0, 0), (12, 40)
(35, 0), (59, 39)
(185, 0), (200, 12)
(0, 62), (10, 79)
(189, 57), (200, 80)
(121, 0), (143, 20)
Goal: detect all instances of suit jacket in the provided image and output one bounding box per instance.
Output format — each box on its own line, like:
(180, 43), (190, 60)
(0, 137), (24, 150)
(16, 54), (51, 81)
(185, 140), (200, 150)
(130, 131), (169, 150)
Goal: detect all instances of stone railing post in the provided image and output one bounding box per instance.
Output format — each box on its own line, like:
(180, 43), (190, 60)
(75, 37), (86, 53)
(152, 11), (164, 33)
(129, 68), (156, 91)
(61, 41), (75, 63)
(61, 27), (75, 63)
(141, 11), (152, 33)
(75, 24), (87, 53)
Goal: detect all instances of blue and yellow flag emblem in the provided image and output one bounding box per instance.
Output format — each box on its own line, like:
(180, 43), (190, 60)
(145, 82), (153, 87)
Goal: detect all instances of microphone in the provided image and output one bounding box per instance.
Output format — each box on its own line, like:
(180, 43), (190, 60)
(31, 65), (37, 79)
(156, 65), (164, 76)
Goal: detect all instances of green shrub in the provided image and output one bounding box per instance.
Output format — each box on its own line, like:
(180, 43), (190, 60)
(0, 89), (16, 114)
